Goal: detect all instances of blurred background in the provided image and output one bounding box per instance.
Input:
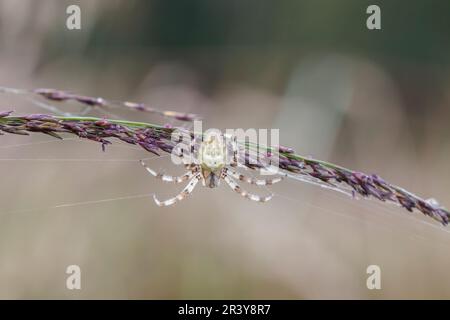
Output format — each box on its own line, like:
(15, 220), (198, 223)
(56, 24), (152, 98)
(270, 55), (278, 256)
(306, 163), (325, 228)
(0, 0), (450, 299)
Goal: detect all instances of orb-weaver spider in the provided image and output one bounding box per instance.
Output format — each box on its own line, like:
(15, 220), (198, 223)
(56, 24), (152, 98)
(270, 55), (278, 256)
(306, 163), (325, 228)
(140, 132), (284, 206)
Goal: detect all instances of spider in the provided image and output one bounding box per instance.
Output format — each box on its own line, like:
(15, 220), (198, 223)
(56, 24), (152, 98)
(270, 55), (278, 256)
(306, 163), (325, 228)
(140, 132), (284, 206)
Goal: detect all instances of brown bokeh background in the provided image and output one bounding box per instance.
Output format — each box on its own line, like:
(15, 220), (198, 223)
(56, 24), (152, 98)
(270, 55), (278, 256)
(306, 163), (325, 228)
(0, 0), (450, 299)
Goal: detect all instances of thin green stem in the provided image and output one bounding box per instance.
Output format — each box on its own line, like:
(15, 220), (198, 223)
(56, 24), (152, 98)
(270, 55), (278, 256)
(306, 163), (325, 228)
(54, 116), (167, 130)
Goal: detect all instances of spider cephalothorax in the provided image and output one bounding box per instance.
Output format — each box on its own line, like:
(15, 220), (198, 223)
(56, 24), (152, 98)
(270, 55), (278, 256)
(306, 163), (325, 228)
(140, 132), (284, 206)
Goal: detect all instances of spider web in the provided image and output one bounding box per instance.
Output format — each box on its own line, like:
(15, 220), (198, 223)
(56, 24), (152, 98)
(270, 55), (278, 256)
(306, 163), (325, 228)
(0, 88), (191, 215)
(1, 91), (449, 244)
(0, 137), (165, 214)
(1, 136), (450, 247)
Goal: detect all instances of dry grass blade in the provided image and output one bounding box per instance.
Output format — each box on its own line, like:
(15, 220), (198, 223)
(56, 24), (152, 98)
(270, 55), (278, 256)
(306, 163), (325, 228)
(0, 86), (200, 122)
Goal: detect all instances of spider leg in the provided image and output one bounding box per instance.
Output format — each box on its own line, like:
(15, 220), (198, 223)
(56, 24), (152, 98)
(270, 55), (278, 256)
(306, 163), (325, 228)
(140, 160), (196, 183)
(224, 167), (284, 186)
(222, 173), (273, 202)
(153, 174), (201, 206)
(230, 135), (238, 167)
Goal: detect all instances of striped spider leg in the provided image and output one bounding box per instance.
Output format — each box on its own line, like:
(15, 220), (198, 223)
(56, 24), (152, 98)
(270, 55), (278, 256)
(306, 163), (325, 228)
(220, 170), (274, 202)
(153, 172), (202, 206)
(222, 167), (284, 186)
(228, 135), (239, 167)
(140, 145), (202, 206)
(140, 159), (198, 183)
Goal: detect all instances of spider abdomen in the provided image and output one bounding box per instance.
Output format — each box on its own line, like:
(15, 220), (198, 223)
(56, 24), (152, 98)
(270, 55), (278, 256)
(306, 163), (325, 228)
(198, 135), (226, 172)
